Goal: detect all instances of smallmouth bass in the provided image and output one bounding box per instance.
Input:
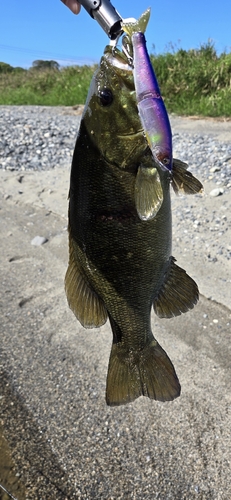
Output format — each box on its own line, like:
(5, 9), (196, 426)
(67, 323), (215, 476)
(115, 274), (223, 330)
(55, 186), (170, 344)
(65, 11), (203, 406)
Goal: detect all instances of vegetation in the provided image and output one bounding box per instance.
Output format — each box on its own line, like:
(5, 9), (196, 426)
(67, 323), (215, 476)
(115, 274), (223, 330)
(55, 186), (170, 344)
(0, 43), (231, 116)
(150, 41), (231, 116)
(32, 59), (60, 71)
(0, 60), (95, 106)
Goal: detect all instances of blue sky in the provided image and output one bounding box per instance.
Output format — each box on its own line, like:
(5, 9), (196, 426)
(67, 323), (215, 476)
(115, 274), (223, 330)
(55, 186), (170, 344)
(1, 0), (230, 68)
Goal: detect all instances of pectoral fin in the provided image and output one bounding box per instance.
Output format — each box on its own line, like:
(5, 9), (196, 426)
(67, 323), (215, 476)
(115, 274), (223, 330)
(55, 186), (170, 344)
(172, 158), (203, 195)
(135, 164), (163, 221)
(153, 256), (199, 318)
(65, 231), (108, 328)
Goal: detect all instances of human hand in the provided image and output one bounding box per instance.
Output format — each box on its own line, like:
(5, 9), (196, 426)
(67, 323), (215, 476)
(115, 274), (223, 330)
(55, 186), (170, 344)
(61, 0), (81, 15)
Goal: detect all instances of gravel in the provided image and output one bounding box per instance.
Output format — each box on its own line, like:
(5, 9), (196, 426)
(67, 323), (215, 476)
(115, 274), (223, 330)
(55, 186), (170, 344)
(0, 106), (231, 191)
(0, 106), (81, 172)
(173, 131), (231, 189)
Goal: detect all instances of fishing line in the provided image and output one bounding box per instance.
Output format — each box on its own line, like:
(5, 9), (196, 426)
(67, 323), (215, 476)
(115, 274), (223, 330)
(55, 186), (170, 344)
(0, 482), (19, 500)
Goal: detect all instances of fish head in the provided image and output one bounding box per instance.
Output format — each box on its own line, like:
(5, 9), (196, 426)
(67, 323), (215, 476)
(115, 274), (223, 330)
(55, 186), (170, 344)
(82, 45), (147, 168)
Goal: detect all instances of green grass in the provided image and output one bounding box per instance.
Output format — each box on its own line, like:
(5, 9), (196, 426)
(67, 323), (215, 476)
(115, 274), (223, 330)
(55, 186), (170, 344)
(151, 42), (231, 117)
(0, 65), (96, 106)
(1, 42), (231, 116)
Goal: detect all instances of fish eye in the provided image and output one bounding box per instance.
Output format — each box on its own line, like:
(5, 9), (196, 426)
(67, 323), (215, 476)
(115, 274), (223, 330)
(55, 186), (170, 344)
(99, 88), (113, 106)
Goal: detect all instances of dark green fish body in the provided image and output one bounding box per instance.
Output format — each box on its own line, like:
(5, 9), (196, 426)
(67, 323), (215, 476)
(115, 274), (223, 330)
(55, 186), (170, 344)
(66, 44), (202, 406)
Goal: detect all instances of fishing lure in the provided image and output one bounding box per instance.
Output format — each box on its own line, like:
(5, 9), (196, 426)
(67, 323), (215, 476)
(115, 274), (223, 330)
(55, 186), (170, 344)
(122, 9), (173, 172)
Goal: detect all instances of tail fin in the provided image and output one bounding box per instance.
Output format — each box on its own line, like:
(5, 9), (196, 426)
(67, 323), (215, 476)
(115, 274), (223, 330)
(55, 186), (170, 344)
(122, 9), (150, 36)
(106, 340), (180, 406)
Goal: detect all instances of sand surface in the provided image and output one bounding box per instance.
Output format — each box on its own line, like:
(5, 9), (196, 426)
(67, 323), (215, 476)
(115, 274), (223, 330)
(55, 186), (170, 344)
(0, 115), (231, 499)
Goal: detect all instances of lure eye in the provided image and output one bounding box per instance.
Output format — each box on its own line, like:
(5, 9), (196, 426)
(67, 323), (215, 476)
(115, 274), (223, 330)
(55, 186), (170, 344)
(99, 88), (113, 106)
(162, 157), (170, 166)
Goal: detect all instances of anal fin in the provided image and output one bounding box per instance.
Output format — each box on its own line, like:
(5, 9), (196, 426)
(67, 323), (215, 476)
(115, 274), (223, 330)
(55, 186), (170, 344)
(153, 256), (199, 318)
(172, 158), (203, 195)
(135, 163), (163, 221)
(65, 230), (107, 328)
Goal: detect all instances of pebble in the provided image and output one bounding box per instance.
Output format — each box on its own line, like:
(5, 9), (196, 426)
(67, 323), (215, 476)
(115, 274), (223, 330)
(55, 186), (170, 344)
(210, 166), (221, 173)
(31, 236), (48, 246)
(209, 188), (224, 197)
